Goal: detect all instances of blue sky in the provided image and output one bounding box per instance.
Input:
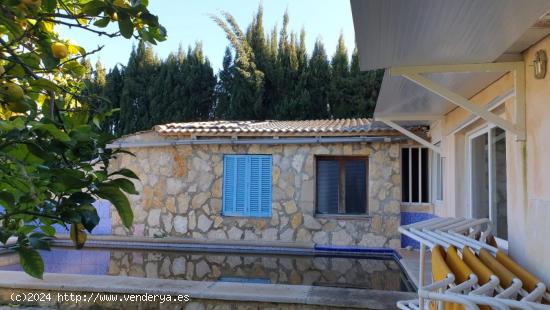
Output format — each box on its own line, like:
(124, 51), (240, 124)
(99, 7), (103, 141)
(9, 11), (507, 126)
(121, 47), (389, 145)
(60, 1), (355, 72)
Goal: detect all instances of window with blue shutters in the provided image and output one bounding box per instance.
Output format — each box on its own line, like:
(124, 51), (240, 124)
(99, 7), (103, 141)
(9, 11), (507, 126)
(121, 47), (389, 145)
(222, 155), (272, 217)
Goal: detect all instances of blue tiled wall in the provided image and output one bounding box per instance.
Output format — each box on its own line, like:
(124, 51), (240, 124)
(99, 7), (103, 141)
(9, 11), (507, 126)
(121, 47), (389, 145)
(400, 212), (437, 249)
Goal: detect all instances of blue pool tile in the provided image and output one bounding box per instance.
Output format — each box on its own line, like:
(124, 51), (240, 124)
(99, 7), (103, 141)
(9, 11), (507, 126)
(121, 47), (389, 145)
(400, 212), (437, 249)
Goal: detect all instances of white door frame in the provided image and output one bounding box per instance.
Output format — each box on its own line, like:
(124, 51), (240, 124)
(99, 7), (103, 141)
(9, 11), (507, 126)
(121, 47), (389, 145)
(466, 124), (508, 247)
(467, 125), (494, 219)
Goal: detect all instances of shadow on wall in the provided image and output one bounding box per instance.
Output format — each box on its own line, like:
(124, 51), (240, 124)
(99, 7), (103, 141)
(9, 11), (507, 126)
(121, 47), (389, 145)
(55, 200), (112, 235)
(400, 212), (436, 249)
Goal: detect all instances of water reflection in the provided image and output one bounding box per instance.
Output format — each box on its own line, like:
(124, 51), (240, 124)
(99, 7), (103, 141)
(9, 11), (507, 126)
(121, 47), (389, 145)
(0, 248), (414, 292)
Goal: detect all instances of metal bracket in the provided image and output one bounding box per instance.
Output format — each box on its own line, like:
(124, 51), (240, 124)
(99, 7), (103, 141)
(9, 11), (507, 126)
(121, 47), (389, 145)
(376, 117), (443, 154)
(389, 61), (526, 141)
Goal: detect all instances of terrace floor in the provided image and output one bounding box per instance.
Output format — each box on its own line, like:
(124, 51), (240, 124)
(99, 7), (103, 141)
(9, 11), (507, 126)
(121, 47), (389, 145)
(397, 248), (432, 288)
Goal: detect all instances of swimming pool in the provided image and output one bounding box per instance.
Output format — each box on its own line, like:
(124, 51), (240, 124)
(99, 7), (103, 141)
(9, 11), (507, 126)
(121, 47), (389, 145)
(0, 245), (415, 292)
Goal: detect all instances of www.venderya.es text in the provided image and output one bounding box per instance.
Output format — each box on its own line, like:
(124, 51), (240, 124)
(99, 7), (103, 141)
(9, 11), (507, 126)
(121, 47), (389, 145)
(11, 292), (190, 304)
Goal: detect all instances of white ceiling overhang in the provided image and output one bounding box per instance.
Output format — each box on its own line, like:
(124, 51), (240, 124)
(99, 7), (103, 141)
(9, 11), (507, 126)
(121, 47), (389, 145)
(351, 0), (550, 119)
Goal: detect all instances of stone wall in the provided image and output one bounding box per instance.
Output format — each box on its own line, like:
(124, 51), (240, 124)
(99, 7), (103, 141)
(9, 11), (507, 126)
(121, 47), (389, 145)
(109, 133), (402, 247)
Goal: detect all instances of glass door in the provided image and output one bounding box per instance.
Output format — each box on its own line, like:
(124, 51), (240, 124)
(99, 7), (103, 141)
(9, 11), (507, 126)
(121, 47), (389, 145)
(469, 127), (508, 240)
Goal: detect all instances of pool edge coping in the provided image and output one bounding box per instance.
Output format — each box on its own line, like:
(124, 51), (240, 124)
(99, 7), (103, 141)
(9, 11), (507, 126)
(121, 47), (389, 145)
(0, 270), (417, 309)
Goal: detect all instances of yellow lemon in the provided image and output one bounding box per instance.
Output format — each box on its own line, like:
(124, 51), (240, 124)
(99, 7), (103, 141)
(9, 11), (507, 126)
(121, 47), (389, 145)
(51, 42), (68, 59)
(1, 82), (24, 101)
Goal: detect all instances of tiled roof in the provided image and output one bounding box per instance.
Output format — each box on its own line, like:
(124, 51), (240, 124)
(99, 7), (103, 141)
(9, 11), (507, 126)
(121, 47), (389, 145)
(154, 119), (425, 136)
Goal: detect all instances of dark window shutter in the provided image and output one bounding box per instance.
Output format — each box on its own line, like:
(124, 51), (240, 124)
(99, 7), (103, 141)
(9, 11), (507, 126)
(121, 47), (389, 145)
(345, 160), (367, 214)
(316, 160), (339, 214)
(402, 148), (410, 202)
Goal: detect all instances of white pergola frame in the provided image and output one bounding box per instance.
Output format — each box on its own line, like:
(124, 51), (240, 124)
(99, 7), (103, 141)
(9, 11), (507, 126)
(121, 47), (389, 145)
(376, 62), (526, 155)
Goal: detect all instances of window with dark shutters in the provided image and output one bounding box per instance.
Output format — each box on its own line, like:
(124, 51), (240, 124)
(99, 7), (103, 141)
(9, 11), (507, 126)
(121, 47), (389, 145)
(315, 156), (368, 215)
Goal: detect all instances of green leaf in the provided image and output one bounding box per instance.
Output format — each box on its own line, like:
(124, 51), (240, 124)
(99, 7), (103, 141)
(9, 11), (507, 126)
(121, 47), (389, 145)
(5, 144), (44, 165)
(118, 17), (134, 39)
(29, 233), (51, 251)
(109, 168), (139, 180)
(30, 78), (59, 92)
(31, 123), (71, 142)
(43, 0), (57, 12)
(82, 0), (105, 15)
(41, 225), (56, 236)
(95, 185), (133, 228)
(79, 204), (100, 233)
(18, 225), (36, 235)
(62, 61), (86, 78)
(0, 191), (15, 207)
(70, 224), (87, 249)
(94, 17), (111, 28)
(69, 192), (95, 205)
(50, 168), (90, 191)
(108, 178), (138, 195)
(0, 121), (15, 132)
(17, 247), (44, 279)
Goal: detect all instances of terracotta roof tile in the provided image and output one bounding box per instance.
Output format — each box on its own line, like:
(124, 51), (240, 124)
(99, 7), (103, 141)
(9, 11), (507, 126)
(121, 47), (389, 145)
(154, 119), (426, 136)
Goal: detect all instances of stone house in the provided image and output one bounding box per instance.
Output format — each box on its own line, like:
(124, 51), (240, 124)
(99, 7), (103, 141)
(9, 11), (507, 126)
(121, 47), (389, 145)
(107, 119), (428, 248)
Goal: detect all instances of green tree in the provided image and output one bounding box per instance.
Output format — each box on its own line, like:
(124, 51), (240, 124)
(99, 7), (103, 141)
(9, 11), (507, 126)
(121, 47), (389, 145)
(0, 0), (165, 279)
(119, 41), (159, 135)
(177, 43), (216, 121)
(305, 39), (331, 118)
(214, 47), (234, 119)
(102, 65), (124, 133)
(328, 33), (351, 117)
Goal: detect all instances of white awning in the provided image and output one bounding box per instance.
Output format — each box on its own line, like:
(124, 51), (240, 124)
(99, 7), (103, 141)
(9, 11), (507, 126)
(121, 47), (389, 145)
(351, 0), (550, 143)
(351, 0), (550, 71)
(375, 70), (506, 118)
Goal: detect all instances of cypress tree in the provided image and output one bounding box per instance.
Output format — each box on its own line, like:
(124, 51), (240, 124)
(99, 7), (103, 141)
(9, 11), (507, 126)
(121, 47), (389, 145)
(119, 41), (159, 135)
(328, 34), (351, 118)
(102, 65), (124, 134)
(214, 47), (234, 119)
(94, 6), (384, 133)
(306, 39), (331, 119)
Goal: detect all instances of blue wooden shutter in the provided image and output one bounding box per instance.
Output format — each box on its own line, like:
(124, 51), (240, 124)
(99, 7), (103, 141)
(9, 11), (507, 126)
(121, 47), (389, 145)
(223, 155), (272, 217)
(222, 155), (236, 215)
(234, 156), (247, 215)
(248, 156), (261, 216)
(259, 156), (272, 217)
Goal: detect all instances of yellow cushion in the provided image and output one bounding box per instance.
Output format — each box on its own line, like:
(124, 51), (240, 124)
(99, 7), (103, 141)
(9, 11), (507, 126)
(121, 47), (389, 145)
(479, 249), (515, 288)
(462, 247), (494, 285)
(445, 246), (473, 284)
(495, 250), (540, 292)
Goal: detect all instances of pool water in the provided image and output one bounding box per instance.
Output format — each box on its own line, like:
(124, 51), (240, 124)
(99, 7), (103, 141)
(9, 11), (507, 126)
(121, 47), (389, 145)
(0, 247), (415, 292)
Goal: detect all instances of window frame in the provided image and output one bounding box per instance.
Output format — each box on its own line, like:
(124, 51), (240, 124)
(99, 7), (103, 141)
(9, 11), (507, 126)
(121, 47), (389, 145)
(222, 154), (272, 218)
(314, 155), (369, 217)
(431, 143), (444, 205)
(401, 145), (431, 205)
